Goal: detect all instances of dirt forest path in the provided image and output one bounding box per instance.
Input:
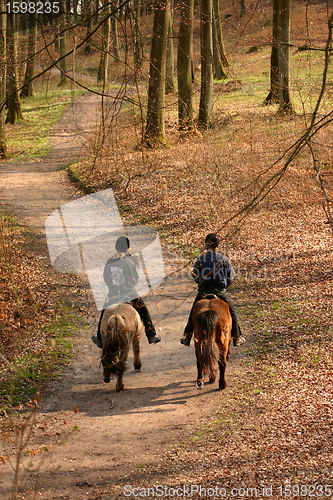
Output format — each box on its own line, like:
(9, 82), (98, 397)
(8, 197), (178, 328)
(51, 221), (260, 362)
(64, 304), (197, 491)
(0, 94), (250, 500)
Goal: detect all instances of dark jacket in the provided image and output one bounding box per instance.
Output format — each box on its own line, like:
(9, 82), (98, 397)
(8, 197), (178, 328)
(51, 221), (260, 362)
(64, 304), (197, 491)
(192, 250), (235, 291)
(103, 255), (139, 298)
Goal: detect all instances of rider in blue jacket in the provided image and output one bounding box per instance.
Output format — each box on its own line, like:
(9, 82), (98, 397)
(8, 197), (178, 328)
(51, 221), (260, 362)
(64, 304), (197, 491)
(180, 233), (245, 347)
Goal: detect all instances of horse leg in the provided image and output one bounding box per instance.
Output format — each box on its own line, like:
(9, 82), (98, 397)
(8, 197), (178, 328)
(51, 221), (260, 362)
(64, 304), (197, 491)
(103, 368), (111, 383)
(195, 343), (204, 389)
(132, 331), (142, 372)
(116, 346), (130, 392)
(218, 351), (228, 390)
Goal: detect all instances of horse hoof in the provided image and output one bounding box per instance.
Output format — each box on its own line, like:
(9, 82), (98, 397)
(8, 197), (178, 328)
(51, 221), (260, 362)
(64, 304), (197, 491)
(195, 381), (204, 389)
(116, 384), (124, 392)
(219, 383), (227, 390)
(134, 364), (142, 371)
(208, 377), (216, 384)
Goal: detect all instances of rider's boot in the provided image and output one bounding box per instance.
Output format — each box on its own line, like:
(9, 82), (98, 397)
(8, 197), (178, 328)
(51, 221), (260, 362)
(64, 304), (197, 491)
(233, 335), (246, 347)
(180, 333), (192, 346)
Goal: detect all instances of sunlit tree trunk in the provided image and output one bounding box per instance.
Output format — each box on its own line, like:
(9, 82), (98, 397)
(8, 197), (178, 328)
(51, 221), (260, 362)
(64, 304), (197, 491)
(21, 13), (37, 98)
(98, 0), (110, 83)
(0, 1), (9, 157)
(264, 0), (279, 105)
(278, 0), (293, 112)
(58, 0), (68, 86)
(212, 0), (228, 79)
(145, 0), (170, 146)
(177, 0), (194, 130)
(198, 0), (213, 128)
(165, 2), (175, 93)
(85, 0), (93, 54)
(111, 1), (119, 61)
(133, 0), (142, 68)
(6, 12), (23, 124)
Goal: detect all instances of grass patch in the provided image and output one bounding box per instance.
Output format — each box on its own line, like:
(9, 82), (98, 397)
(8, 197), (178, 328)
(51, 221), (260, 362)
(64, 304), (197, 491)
(66, 161), (94, 193)
(1, 90), (82, 162)
(0, 307), (79, 412)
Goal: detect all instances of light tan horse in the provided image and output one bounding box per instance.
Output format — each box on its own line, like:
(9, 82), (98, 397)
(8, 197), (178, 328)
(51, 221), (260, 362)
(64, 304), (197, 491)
(100, 303), (142, 392)
(192, 297), (232, 390)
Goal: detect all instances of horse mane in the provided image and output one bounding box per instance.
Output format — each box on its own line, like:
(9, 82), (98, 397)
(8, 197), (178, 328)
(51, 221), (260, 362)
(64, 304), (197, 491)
(102, 315), (130, 358)
(197, 309), (220, 379)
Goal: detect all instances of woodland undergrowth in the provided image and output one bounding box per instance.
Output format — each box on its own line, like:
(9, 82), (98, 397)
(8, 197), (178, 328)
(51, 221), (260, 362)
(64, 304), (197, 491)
(68, 79), (333, 496)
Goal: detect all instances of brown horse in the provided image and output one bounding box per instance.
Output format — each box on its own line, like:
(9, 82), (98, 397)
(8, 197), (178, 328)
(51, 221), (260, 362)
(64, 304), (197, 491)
(192, 296), (232, 390)
(100, 303), (143, 392)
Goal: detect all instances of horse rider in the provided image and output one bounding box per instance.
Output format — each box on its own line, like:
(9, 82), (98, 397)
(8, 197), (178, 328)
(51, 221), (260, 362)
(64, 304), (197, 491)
(91, 236), (161, 348)
(180, 233), (245, 348)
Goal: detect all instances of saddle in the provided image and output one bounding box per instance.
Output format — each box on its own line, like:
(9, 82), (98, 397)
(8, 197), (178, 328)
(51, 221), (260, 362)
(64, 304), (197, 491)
(202, 293), (218, 300)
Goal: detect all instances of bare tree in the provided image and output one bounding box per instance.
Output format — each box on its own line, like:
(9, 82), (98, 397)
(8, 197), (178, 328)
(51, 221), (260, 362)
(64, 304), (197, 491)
(278, 0), (293, 113)
(212, 0), (228, 79)
(198, 0), (214, 128)
(0, 0), (9, 157)
(85, 0), (93, 54)
(177, 0), (194, 130)
(145, 0), (170, 145)
(6, 12), (23, 124)
(265, 0), (293, 111)
(133, 0), (142, 68)
(111, 0), (119, 61)
(98, 0), (111, 83)
(58, 0), (68, 86)
(21, 14), (37, 98)
(165, 2), (175, 93)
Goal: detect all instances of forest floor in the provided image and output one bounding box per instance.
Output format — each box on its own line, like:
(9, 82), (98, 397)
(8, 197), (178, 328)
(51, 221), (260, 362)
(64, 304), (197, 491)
(0, 75), (333, 500)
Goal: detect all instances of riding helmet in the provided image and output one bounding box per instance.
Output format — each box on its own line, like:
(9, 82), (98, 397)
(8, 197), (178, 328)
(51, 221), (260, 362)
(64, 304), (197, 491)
(205, 233), (219, 248)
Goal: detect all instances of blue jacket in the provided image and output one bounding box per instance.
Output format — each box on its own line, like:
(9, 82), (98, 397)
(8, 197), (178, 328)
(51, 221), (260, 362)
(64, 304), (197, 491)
(192, 250), (235, 291)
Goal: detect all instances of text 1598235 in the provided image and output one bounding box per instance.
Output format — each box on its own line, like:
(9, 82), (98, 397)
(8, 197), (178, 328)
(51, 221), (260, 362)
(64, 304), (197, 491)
(6, 2), (60, 14)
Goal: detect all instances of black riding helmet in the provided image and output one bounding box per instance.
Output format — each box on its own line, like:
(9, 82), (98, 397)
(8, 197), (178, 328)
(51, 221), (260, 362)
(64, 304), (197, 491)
(205, 233), (219, 249)
(115, 236), (130, 252)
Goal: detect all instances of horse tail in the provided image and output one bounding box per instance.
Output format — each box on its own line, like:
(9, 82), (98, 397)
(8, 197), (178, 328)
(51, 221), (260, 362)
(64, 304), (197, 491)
(102, 315), (129, 373)
(197, 310), (220, 379)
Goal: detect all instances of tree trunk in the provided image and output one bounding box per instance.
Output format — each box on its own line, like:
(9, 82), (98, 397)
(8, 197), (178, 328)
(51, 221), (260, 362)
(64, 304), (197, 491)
(53, 17), (59, 52)
(133, 0), (142, 68)
(198, 0), (213, 128)
(21, 14), (37, 98)
(111, 1), (119, 61)
(6, 12), (23, 124)
(145, 0), (170, 146)
(177, 0), (194, 130)
(264, 0), (279, 105)
(58, 0), (68, 86)
(278, 0), (293, 113)
(165, 2), (175, 93)
(212, 0), (228, 79)
(0, 1), (9, 158)
(240, 0), (246, 17)
(85, 0), (93, 54)
(98, 0), (110, 83)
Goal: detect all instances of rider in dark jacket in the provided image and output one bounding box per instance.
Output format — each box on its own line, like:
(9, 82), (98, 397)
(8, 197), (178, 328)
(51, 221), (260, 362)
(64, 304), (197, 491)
(180, 233), (245, 347)
(92, 236), (161, 348)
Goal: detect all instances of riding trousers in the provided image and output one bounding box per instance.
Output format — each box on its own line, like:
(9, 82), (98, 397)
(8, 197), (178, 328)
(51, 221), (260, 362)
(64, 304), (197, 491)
(184, 291), (242, 339)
